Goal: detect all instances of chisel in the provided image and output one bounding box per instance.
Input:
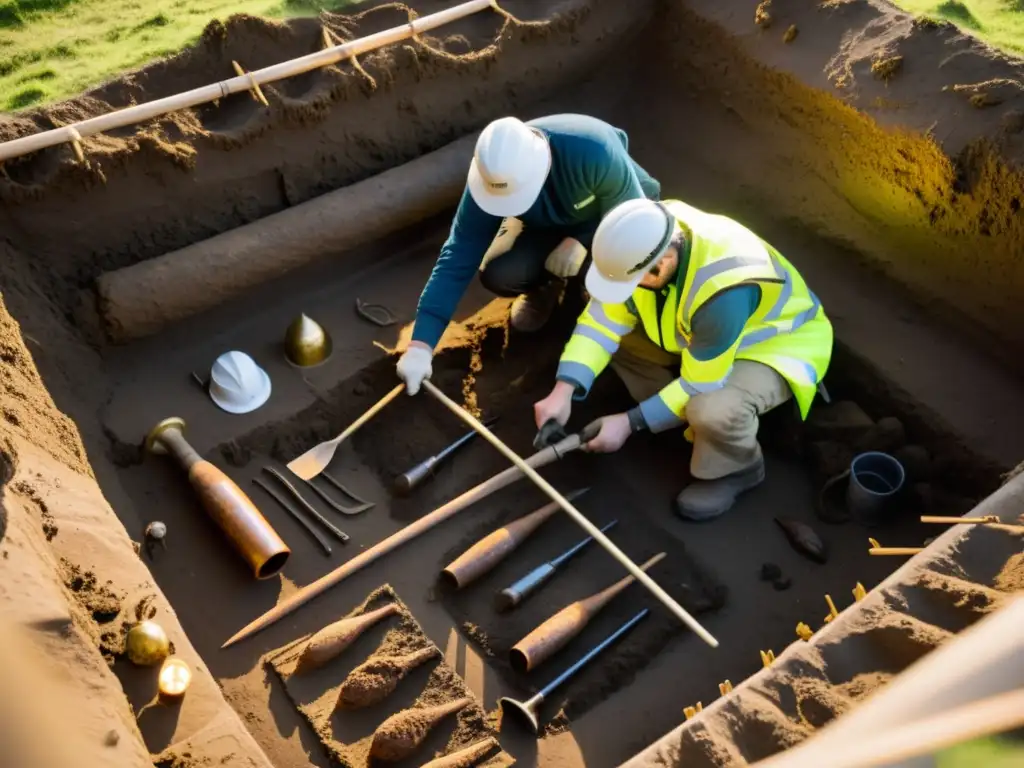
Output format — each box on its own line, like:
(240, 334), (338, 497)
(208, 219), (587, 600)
(393, 417), (498, 495)
(494, 519), (618, 612)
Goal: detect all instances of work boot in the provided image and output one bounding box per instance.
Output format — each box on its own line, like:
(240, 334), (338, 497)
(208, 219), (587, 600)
(676, 456), (766, 521)
(510, 278), (564, 332)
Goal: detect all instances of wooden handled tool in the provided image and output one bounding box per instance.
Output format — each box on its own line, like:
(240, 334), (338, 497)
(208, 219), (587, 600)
(423, 380), (720, 649)
(146, 418), (290, 579)
(510, 552), (666, 672)
(286, 384), (403, 480)
(222, 432), (585, 647)
(920, 515), (999, 525)
(441, 489), (589, 589)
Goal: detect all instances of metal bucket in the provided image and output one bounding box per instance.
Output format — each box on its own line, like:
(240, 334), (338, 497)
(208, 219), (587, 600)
(847, 451), (905, 526)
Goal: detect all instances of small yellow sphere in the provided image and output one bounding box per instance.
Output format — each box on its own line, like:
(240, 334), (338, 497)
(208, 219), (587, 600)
(158, 658), (192, 701)
(125, 621), (170, 666)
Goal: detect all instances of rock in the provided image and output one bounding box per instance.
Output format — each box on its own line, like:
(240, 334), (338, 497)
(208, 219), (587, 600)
(760, 562), (782, 582)
(893, 445), (931, 484)
(854, 417), (906, 454)
(806, 401), (874, 443)
(773, 576), (792, 591)
(808, 440), (854, 481)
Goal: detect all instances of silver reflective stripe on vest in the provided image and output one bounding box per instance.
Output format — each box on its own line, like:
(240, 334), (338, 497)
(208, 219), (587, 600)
(682, 255), (762, 319)
(673, 326), (689, 350)
(572, 324), (619, 355)
(640, 392), (684, 433)
(763, 255), (793, 323)
(739, 291), (821, 351)
(680, 369), (732, 396)
(589, 303), (633, 336)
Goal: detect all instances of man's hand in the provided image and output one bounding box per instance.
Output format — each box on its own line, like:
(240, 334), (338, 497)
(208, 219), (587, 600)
(581, 413), (632, 453)
(544, 237), (587, 278)
(396, 342), (433, 395)
(534, 380), (574, 430)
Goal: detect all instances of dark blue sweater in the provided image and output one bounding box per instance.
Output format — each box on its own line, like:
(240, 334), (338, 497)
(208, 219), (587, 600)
(412, 114), (661, 347)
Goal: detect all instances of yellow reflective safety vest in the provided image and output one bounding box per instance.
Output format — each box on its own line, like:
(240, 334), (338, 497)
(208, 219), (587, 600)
(557, 200), (833, 432)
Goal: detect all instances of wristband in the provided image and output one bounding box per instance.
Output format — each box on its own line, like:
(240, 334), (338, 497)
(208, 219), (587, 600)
(627, 407), (648, 434)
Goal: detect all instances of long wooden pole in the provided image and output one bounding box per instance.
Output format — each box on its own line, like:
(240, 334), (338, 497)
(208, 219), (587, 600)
(222, 431), (584, 647)
(0, 0), (496, 163)
(423, 380), (720, 649)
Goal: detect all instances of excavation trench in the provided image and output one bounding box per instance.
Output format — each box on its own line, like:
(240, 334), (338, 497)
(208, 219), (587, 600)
(1, 1), (1023, 767)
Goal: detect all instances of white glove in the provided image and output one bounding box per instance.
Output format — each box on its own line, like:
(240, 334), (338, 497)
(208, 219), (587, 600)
(544, 237), (587, 278)
(396, 345), (433, 395)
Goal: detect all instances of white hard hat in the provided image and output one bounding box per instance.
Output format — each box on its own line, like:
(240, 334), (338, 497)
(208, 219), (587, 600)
(467, 117), (551, 217)
(208, 351), (271, 414)
(585, 199), (676, 305)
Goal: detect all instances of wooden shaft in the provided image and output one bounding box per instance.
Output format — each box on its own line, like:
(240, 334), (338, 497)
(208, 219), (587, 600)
(511, 552), (665, 672)
(869, 547), (924, 556)
(222, 432), (583, 647)
(751, 689), (1024, 768)
(423, 381), (719, 649)
(335, 384), (404, 446)
(0, 0), (495, 163)
(920, 515), (999, 525)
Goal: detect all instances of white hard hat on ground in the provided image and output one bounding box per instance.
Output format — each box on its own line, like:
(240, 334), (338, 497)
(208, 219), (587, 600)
(209, 351), (272, 414)
(585, 199), (676, 305)
(467, 117), (551, 218)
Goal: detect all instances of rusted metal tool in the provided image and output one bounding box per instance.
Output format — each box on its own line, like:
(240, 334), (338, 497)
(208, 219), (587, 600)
(510, 552), (665, 673)
(286, 384), (403, 480)
(223, 432), (586, 648)
(441, 489), (589, 590)
(252, 477), (333, 556)
(262, 467), (349, 543)
(146, 417), (290, 579)
(499, 609), (649, 735)
(393, 417), (499, 495)
(423, 379), (719, 649)
(302, 472), (374, 515)
(495, 519), (618, 612)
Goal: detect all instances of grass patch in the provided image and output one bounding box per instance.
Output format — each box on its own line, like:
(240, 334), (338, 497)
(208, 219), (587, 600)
(893, 0), (1024, 53)
(0, 0), (363, 110)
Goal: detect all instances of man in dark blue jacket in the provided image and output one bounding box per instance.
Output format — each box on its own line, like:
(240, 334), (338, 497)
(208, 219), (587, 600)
(396, 113), (661, 394)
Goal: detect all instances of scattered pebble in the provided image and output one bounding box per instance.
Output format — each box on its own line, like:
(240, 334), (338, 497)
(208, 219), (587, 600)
(773, 576), (793, 591)
(104, 730), (120, 747)
(783, 24), (798, 44)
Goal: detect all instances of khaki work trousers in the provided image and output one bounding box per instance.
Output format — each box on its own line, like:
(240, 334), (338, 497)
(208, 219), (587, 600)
(610, 331), (793, 480)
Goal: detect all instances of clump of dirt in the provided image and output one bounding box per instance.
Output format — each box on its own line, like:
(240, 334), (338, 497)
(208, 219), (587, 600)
(267, 585), (498, 768)
(11, 479), (58, 541)
(153, 751), (210, 768)
(60, 558), (123, 624)
(871, 55), (903, 83)
(994, 551), (1024, 592)
(754, 0), (773, 29)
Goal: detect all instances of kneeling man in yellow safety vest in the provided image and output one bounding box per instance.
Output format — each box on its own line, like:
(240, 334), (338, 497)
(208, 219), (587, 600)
(534, 199), (834, 520)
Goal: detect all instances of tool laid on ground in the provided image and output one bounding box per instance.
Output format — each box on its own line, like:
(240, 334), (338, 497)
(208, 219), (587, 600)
(441, 489), (589, 590)
(335, 646), (439, 710)
(296, 603), (400, 674)
(867, 537), (923, 556)
(302, 471), (374, 515)
(355, 298), (399, 327)
(420, 737), (499, 768)
(284, 313), (333, 367)
(495, 519), (619, 612)
(252, 477), (333, 556)
(223, 431), (586, 647)
(393, 417), (499, 495)
(423, 379), (720, 649)
(499, 609), (649, 735)
(370, 697), (473, 762)
(920, 515), (999, 525)
(774, 517), (828, 564)
(146, 417), (291, 579)
(260, 466), (350, 543)
(510, 552), (666, 673)
(286, 383), (403, 480)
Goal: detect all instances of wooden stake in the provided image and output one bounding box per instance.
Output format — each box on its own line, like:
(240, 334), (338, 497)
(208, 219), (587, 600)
(760, 649), (775, 668)
(795, 622), (813, 641)
(718, 680), (733, 696)
(423, 379), (720, 649)
(683, 702), (703, 720)
(852, 582), (867, 602)
(920, 515), (999, 525)
(823, 594), (839, 623)
(869, 547), (924, 556)
(232, 61), (269, 107)
(0, 0), (496, 162)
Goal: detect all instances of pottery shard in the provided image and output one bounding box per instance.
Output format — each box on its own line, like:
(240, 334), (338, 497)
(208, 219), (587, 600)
(854, 417), (906, 454)
(806, 401), (873, 443)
